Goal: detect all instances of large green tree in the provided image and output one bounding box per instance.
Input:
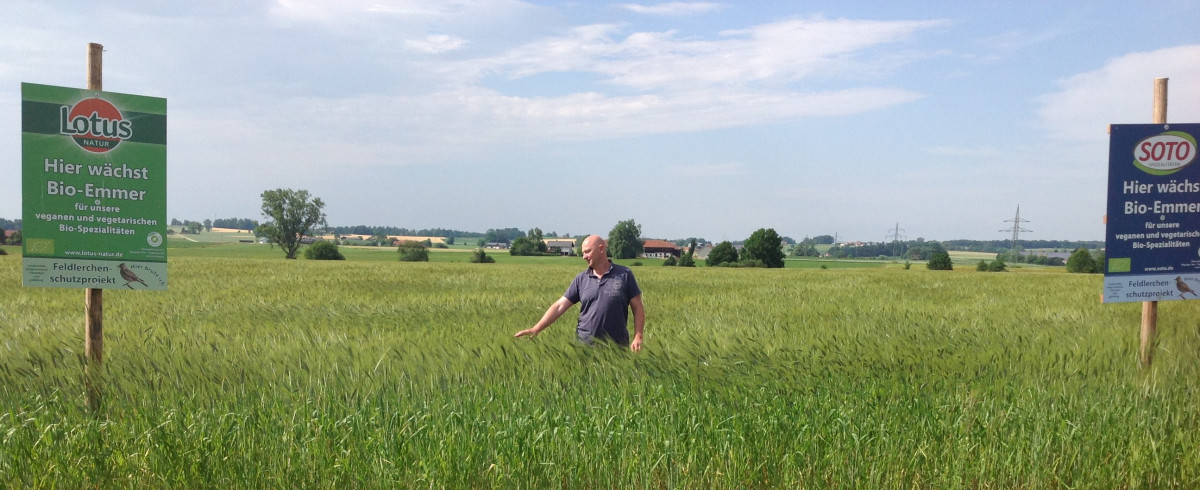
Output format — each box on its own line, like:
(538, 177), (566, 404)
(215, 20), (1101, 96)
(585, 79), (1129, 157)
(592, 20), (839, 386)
(509, 236), (539, 256)
(483, 228), (524, 245)
(608, 219), (643, 259)
(256, 188), (327, 260)
(678, 239), (697, 267)
(528, 227), (547, 253)
(741, 228), (785, 268)
(792, 239), (819, 257)
(706, 241), (739, 266)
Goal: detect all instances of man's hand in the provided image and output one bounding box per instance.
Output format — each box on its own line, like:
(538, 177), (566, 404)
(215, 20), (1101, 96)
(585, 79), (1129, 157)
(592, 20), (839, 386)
(517, 297), (573, 341)
(629, 294), (645, 352)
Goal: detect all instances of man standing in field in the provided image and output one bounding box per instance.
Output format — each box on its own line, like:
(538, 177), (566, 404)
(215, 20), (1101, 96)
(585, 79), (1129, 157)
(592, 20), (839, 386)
(515, 235), (646, 351)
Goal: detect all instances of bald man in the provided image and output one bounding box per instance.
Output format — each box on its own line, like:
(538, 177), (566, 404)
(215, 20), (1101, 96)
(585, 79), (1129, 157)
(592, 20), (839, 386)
(515, 235), (646, 351)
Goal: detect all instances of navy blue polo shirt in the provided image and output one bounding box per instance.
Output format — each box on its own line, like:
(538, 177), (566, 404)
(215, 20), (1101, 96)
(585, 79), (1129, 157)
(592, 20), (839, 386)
(564, 262), (641, 345)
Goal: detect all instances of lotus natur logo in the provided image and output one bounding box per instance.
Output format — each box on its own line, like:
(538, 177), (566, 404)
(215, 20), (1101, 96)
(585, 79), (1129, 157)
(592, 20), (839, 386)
(59, 97), (133, 153)
(1133, 130), (1197, 176)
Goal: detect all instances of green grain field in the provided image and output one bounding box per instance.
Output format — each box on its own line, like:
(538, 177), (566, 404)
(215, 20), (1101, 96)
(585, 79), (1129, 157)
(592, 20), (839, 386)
(1, 251), (1197, 487)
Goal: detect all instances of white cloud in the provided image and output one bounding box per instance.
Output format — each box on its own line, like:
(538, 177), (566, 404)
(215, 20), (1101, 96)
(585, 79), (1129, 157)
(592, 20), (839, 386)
(398, 86), (922, 143)
(458, 17), (947, 91)
(1038, 45), (1200, 142)
(183, 81), (922, 168)
(406, 34), (469, 53)
(266, 0), (547, 47)
(270, 0), (473, 20)
(973, 28), (1065, 62)
(370, 16), (941, 145)
(463, 23), (626, 80)
(618, 2), (723, 16)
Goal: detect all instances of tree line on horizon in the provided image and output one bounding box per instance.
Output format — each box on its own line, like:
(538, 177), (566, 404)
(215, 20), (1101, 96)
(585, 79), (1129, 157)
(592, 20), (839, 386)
(2, 212), (1106, 252)
(3, 211), (1105, 258)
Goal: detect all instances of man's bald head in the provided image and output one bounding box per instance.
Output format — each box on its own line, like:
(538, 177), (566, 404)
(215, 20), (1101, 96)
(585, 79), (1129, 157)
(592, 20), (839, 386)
(583, 235), (606, 251)
(582, 235), (609, 270)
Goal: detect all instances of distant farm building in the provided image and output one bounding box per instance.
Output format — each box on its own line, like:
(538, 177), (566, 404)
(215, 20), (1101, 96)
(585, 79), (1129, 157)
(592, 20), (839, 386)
(545, 239), (576, 255)
(641, 239), (681, 259)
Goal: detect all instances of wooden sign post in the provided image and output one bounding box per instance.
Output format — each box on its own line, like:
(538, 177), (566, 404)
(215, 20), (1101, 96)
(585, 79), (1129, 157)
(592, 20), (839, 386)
(1140, 78), (1168, 368)
(85, 42), (105, 410)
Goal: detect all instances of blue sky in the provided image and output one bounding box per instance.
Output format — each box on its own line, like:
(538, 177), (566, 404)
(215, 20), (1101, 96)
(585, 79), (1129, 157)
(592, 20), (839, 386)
(3, 1), (1199, 242)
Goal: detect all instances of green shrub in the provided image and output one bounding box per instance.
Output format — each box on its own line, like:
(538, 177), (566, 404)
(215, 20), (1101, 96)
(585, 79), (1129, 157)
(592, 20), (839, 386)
(706, 241), (738, 267)
(677, 253), (695, 267)
(975, 258), (1008, 272)
(662, 256), (677, 266)
(469, 249), (495, 264)
(398, 240), (430, 262)
(1066, 248), (1097, 273)
(927, 251), (953, 270)
(989, 259), (1007, 272)
(303, 241), (344, 260)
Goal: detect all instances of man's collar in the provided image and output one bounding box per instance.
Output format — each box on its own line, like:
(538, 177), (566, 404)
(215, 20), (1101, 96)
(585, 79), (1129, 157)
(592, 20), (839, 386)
(589, 260), (614, 278)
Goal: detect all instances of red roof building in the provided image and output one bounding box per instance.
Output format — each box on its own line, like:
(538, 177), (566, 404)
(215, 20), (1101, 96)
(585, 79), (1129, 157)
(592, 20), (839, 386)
(641, 239), (681, 259)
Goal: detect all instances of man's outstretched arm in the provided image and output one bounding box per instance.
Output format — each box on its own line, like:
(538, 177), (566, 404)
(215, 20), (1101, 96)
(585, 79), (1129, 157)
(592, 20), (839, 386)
(515, 296), (574, 338)
(629, 294), (645, 352)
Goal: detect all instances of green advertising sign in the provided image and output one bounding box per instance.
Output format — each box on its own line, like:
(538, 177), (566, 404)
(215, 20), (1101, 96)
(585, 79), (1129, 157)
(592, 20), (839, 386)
(21, 82), (167, 290)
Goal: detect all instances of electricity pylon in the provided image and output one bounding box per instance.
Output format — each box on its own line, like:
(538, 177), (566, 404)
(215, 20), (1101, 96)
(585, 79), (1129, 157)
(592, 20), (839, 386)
(1000, 206), (1032, 261)
(885, 223), (906, 261)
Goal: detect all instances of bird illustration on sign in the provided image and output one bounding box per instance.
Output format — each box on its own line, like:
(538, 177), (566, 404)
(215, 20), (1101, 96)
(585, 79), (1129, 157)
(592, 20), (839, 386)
(119, 263), (148, 289)
(1175, 276), (1196, 299)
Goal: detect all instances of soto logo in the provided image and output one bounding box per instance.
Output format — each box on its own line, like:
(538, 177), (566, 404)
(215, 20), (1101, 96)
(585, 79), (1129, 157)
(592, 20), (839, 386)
(1133, 130), (1197, 175)
(59, 97), (133, 153)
